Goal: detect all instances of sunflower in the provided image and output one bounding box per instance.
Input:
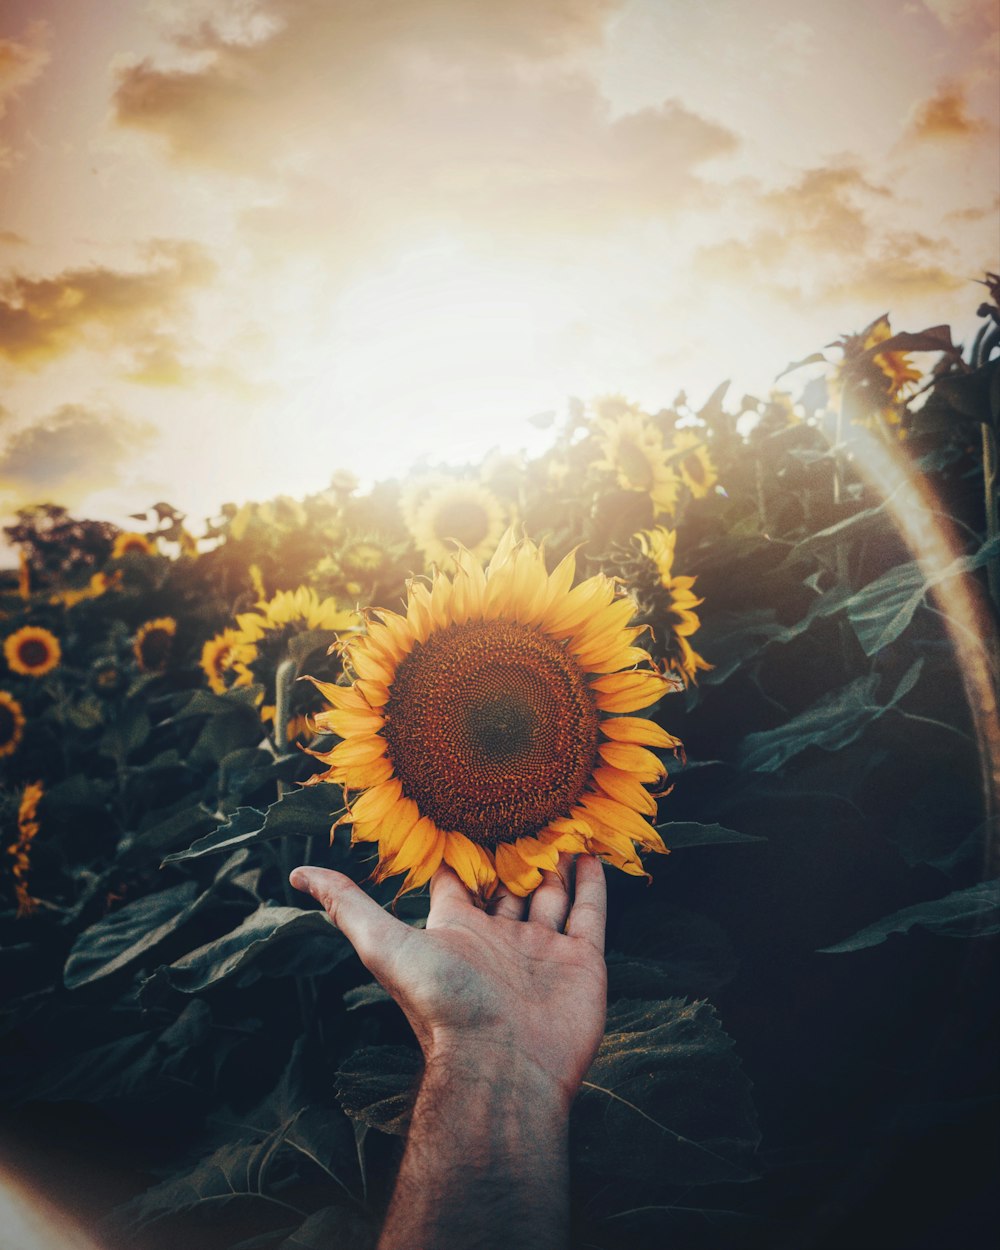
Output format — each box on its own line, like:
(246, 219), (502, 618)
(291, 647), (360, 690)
(592, 411), (680, 516)
(406, 479), (508, 568)
(831, 314), (921, 437)
(306, 529), (680, 899)
(112, 532), (156, 558)
(8, 781), (43, 917)
(4, 626), (61, 678)
(200, 628), (254, 695)
(51, 570), (121, 609)
(236, 587), (357, 642)
(0, 691), (26, 759)
(668, 430), (718, 499)
(134, 617), (177, 673)
(632, 528), (712, 686)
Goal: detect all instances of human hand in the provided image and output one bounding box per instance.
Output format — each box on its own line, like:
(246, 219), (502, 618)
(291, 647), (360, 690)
(289, 853), (607, 1110)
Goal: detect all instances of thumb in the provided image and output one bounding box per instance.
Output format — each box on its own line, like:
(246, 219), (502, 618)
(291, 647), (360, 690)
(290, 866), (405, 978)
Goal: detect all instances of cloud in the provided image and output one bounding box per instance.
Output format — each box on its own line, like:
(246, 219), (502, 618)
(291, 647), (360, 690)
(112, 0), (738, 250)
(0, 229), (26, 247)
(904, 82), (992, 143)
(0, 403), (154, 509)
(0, 19), (49, 119)
(693, 161), (963, 307)
(0, 241), (215, 368)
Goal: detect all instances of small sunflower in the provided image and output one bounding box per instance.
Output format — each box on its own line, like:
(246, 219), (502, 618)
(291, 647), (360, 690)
(668, 430), (718, 499)
(112, 532), (156, 559)
(134, 617), (177, 673)
(306, 529), (680, 899)
(0, 691), (26, 759)
(632, 528), (712, 686)
(8, 780), (43, 917)
(4, 626), (61, 678)
(592, 411), (680, 516)
(51, 570), (120, 609)
(832, 314), (921, 437)
(236, 587), (357, 641)
(200, 628), (253, 695)
(406, 479), (508, 568)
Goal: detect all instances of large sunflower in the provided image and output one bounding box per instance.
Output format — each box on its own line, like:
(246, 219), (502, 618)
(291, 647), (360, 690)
(0, 691), (26, 758)
(306, 530), (679, 899)
(4, 627), (61, 678)
(592, 412), (680, 516)
(632, 528), (712, 686)
(112, 532), (156, 558)
(134, 618), (177, 673)
(406, 479), (508, 569)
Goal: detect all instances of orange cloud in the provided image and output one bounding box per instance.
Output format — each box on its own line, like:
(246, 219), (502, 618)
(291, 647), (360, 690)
(0, 19), (49, 119)
(0, 241), (215, 369)
(905, 82), (992, 143)
(112, 0), (738, 251)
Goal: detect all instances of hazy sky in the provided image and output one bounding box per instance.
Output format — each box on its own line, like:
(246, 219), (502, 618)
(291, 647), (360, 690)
(0, 0), (997, 532)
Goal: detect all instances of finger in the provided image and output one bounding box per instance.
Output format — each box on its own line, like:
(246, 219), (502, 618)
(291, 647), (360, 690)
(487, 884), (527, 921)
(565, 855), (607, 952)
(527, 851), (574, 931)
(427, 865), (474, 926)
(290, 867), (407, 979)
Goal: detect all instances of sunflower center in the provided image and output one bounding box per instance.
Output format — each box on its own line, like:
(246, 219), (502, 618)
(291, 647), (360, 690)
(140, 629), (172, 670)
(432, 500), (490, 549)
(18, 639), (49, 670)
(617, 439), (655, 491)
(0, 702), (15, 744)
(383, 619), (599, 847)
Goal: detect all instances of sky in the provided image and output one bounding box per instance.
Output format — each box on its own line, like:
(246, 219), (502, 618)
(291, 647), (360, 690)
(0, 0), (997, 537)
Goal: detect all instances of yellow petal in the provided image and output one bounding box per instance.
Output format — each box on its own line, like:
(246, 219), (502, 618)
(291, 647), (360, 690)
(597, 740), (666, 782)
(593, 765), (658, 816)
(323, 707), (386, 738)
(494, 842), (544, 896)
(444, 831), (498, 892)
(591, 670), (671, 713)
(301, 676), (369, 712)
(600, 717), (682, 748)
(329, 734), (388, 765)
(348, 777), (403, 826)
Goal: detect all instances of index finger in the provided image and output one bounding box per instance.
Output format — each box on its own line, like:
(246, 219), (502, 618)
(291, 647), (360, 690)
(565, 855), (606, 952)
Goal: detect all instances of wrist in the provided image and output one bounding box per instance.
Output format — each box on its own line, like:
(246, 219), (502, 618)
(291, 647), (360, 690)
(424, 1034), (574, 1120)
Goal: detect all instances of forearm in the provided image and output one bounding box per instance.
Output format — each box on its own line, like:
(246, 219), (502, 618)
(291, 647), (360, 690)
(377, 1045), (571, 1250)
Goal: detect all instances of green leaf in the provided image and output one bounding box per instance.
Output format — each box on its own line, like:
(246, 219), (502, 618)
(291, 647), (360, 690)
(149, 902), (353, 993)
(65, 881), (199, 988)
(655, 821), (764, 848)
(819, 879), (1000, 953)
(164, 785), (341, 864)
(738, 660), (923, 772)
(573, 998), (759, 1186)
(98, 703), (151, 760)
(911, 358), (999, 431)
(334, 1045), (422, 1136)
(280, 1207), (376, 1250)
(845, 535), (1000, 655)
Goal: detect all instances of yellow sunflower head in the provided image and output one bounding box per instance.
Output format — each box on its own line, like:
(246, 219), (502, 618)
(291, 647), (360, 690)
(592, 411), (680, 516)
(0, 691), (26, 758)
(112, 532), (156, 559)
(4, 626), (61, 678)
(669, 430), (718, 500)
(306, 529), (681, 900)
(9, 780), (43, 917)
(200, 628), (253, 695)
(632, 528), (712, 687)
(134, 617), (177, 673)
(405, 478), (508, 569)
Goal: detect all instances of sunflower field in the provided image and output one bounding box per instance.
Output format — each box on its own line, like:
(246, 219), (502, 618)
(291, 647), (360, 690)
(1, 284), (999, 1250)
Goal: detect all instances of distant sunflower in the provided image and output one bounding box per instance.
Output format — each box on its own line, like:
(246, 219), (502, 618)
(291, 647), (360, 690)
(669, 430), (718, 499)
(306, 530), (679, 899)
(236, 587), (357, 642)
(200, 628), (253, 695)
(4, 627), (61, 678)
(8, 781), (43, 917)
(832, 314), (921, 437)
(112, 532), (156, 559)
(0, 691), (26, 758)
(632, 528), (712, 686)
(134, 617), (177, 673)
(407, 479), (507, 568)
(593, 412), (680, 516)
(51, 570), (120, 609)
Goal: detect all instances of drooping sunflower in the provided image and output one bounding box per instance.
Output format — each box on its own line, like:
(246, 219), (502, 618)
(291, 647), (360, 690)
(306, 530), (680, 899)
(8, 780), (43, 917)
(0, 691), (26, 758)
(668, 430), (718, 500)
(631, 528), (712, 686)
(832, 314), (921, 437)
(134, 617), (177, 673)
(112, 532), (156, 559)
(200, 628), (254, 695)
(406, 478), (508, 569)
(592, 411), (680, 516)
(4, 626), (61, 678)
